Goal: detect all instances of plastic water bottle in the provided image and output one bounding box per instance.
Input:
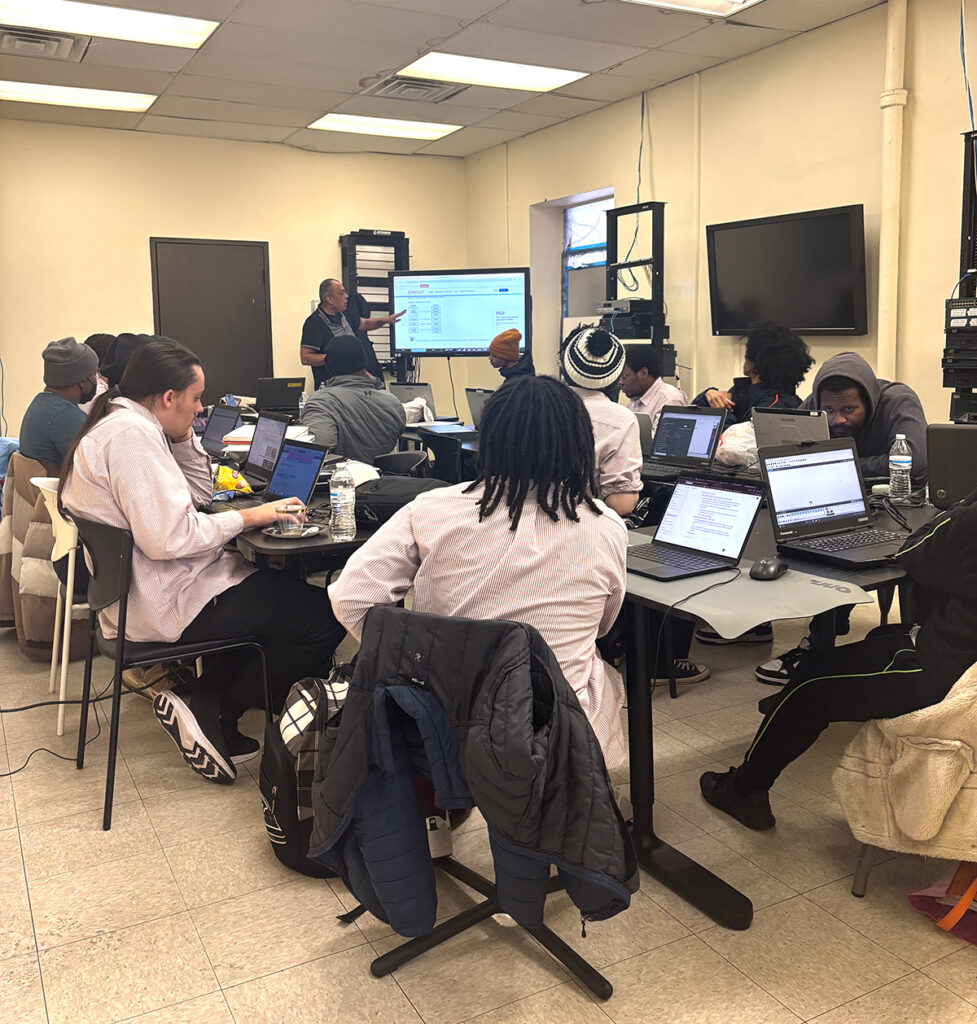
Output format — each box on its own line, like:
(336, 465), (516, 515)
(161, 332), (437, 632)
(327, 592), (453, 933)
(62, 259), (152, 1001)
(329, 462), (357, 540)
(888, 434), (912, 504)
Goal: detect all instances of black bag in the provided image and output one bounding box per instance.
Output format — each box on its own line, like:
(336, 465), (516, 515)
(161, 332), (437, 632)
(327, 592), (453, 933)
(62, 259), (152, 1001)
(258, 669), (350, 878)
(354, 476), (449, 526)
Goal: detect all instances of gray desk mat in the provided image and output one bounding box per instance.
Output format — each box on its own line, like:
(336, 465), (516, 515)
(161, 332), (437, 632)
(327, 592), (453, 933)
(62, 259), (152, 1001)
(625, 538), (873, 640)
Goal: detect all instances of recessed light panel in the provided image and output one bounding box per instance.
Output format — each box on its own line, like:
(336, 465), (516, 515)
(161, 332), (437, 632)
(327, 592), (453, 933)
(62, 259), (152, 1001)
(307, 112), (460, 140)
(398, 52), (586, 92)
(0, 0), (217, 48)
(618, 0), (764, 15)
(0, 78), (155, 109)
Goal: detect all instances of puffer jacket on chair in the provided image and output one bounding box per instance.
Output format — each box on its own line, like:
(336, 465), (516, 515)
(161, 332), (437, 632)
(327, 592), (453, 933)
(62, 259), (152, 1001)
(308, 606), (638, 937)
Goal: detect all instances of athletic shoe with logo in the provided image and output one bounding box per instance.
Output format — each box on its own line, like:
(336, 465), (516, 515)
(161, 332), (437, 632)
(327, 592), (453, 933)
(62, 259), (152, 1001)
(694, 622), (773, 646)
(153, 684), (236, 784)
(754, 636), (813, 686)
(651, 659), (710, 685)
(699, 768), (775, 830)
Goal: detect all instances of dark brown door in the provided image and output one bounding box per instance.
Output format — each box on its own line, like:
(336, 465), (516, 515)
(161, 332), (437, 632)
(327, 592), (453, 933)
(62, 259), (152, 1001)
(151, 238), (273, 403)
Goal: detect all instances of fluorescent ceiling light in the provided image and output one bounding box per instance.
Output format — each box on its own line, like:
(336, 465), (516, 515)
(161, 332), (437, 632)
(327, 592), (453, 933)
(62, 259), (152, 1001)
(0, 78), (155, 110)
(398, 53), (586, 92)
(308, 112), (460, 140)
(0, 0), (217, 48)
(617, 0), (765, 16)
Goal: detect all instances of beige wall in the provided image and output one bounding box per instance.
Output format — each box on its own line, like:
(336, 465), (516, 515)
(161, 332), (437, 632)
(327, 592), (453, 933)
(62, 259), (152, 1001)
(0, 120), (466, 430)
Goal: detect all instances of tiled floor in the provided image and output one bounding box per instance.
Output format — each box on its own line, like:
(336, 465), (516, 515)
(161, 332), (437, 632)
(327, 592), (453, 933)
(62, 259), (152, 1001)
(2, 604), (976, 1024)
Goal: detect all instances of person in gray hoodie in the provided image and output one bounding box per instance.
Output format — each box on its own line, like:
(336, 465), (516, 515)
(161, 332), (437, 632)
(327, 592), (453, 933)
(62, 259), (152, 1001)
(299, 337), (406, 464)
(801, 351), (928, 484)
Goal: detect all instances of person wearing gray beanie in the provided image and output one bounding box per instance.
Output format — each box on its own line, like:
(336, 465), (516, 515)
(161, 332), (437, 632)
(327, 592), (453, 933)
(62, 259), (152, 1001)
(19, 337), (100, 468)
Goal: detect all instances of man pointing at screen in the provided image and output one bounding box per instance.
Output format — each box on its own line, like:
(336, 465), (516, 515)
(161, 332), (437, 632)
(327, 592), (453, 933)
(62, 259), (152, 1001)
(301, 278), (405, 390)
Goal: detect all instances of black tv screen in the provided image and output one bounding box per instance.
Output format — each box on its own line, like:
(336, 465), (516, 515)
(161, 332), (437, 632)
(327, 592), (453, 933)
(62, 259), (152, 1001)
(706, 205), (867, 336)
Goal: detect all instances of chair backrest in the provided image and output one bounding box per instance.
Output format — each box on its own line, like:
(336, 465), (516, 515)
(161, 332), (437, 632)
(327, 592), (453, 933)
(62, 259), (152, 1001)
(71, 516), (134, 614)
(30, 477), (78, 561)
(374, 451), (428, 477)
(423, 435), (464, 484)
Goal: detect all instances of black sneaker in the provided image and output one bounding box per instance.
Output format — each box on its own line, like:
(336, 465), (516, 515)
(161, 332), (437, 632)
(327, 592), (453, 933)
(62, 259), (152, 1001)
(221, 724), (261, 765)
(652, 659), (710, 685)
(695, 622), (773, 646)
(699, 768), (775, 830)
(754, 636), (812, 685)
(153, 685), (236, 784)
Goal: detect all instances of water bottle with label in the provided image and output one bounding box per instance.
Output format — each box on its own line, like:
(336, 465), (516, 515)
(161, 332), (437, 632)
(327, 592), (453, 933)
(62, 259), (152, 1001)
(888, 434), (912, 504)
(329, 462), (357, 541)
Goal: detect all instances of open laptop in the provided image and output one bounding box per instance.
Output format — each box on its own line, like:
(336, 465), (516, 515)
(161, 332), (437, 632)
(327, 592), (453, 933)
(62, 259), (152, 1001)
(465, 387), (494, 429)
(627, 476), (765, 581)
(641, 406), (726, 477)
(242, 411), (290, 489)
(928, 423), (977, 509)
(200, 405), (241, 458)
(389, 381), (458, 422)
(752, 407), (830, 448)
(759, 439), (905, 568)
(213, 438), (328, 512)
(256, 377), (304, 414)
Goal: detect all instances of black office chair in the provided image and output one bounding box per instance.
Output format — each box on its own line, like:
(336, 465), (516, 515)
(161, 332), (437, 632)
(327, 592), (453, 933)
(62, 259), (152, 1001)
(422, 435), (473, 484)
(72, 516), (272, 831)
(373, 451), (428, 477)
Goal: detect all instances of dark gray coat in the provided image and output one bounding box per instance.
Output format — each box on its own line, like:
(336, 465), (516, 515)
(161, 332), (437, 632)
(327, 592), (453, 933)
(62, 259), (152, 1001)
(300, 375), (406, 463)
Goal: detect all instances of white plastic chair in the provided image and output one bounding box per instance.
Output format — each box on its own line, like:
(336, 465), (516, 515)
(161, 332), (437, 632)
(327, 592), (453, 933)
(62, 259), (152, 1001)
(30, 477), (85, 736)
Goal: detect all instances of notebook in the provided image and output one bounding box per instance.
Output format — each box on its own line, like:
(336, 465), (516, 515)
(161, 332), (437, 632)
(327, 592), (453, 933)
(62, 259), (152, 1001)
(213, 438), (328, 512)
(200, 405), (242, 458)
(927, 423), (977, 510)
(465, 387), (494, 429)
(641, 406), (726, 476)
(256, 377), (304, 413)
(751, 407), (830, 449)
(243, 411), (290, 486)
(627, 476), (765, 581)
(759, 439), (905, 568)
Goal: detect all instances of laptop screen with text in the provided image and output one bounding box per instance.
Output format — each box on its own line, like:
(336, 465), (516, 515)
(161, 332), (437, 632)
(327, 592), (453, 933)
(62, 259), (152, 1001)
(267, 441), (326, 503)
(656, 477), (764, 558)
(244, 413), (289, 478)
(764, 446), (866, 531)
(652, 409), (723, 461)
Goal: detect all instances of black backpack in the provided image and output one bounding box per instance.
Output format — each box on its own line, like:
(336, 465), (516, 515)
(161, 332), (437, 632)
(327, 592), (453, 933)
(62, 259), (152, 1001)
(354, 476), (449, 526)
(259, 668), (351, 877)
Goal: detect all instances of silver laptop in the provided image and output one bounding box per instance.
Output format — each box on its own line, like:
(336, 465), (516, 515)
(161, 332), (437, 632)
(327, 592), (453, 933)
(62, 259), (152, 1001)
(627, 476), (765, 581)
(752, 407), (829, 449)
(465, 387), (494, 429)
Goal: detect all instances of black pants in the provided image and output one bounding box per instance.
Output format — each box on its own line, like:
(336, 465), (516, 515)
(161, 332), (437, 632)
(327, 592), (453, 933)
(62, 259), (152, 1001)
(179, 571), (346, 723)
(738, 626), (952, 791)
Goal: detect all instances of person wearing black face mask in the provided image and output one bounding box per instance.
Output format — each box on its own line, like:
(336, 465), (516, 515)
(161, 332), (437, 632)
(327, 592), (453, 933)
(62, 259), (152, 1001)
(19, 336), (100, 470)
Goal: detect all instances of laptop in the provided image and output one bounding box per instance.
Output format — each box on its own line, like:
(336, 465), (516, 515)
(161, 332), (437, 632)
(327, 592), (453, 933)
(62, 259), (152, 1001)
(243, 411), (290, 488)
(759, 439), (906, 568)
(752, 407), (830, 448)
(928, 423), (977, 509)
(389, 381), (458, 421)
(641, 406), (726, 477)
(200, 405), (242, 458)
(465, 387), (494, 429)
(256, 377), (304, 414)
(627, 476), (765, 581)
(213, 438), (328, 512)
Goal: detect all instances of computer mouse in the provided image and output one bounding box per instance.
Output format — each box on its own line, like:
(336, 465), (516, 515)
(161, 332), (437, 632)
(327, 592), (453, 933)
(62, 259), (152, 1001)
(750, 556), (789, 581)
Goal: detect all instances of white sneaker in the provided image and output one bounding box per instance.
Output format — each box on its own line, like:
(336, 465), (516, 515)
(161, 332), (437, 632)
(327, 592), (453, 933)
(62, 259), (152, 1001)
(755, 636), (813, 686)
(426, 814), (453, 859)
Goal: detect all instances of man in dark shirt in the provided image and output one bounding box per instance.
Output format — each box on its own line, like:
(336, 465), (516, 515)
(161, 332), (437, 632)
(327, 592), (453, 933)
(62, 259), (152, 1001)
(300, 278), (404, 389)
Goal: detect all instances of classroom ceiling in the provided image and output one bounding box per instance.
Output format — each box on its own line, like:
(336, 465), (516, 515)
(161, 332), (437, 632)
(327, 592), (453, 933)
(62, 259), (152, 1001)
(0, 0), (884, 157)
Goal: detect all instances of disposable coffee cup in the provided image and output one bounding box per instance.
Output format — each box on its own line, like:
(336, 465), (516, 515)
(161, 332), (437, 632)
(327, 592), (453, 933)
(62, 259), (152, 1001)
(275, 504), (305, 536)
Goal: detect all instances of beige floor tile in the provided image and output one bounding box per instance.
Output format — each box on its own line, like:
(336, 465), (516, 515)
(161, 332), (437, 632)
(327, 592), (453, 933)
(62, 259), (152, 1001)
(328, 875), (395, 942)
(655, 717), (745, 762)
(0, 827), (24, 888)
(0, 876), (35, 961)
(40, 912), (218, 1024)
(164, 823), (293, 909)
(19, 798), (160, 882)
(465, 981), (611, 1023)
(650, 728), (714, 779)
(224, 944), (422, 1024)
(923, 947), (977, 1007)
(809, 972), (977, 1023)
(371, 918), (569, 1024)
(792, 789), (851, 829)
(680, 702), (765, 750)
(116, 991), (236, 1024)
(0, 748), (16, 832)
(124, 746), (214, 801)
(29, 849), (185, 950)
(1, 690), (100, 749)
(191, 876), (368, 985)
(0, 952), (47, 1024)
(700, 896), (911, 1019)
(639, 833), (796, 932)
(601, 934), (800, 1024)
(779, 747), (845, 799)
(650, 685), (723, 721)
(712, 802), (864, 891)
(647, 802), (706, 846)
(142, 774), (263, 847)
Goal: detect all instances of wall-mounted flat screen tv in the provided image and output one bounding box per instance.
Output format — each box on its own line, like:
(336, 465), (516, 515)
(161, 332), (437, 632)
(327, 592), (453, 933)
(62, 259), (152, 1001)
(706, 205), (867, 336)
(389, 267), (531, 357)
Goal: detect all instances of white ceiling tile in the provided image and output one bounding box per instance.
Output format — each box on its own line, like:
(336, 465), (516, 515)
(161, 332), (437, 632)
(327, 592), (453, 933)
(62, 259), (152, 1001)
(486, 0), (711, 47)
(731, 0), (884, 32)
(148, 95), (321, 127)
(415, 125), (523, 156)
(605, 46), (721, 80)
(91, 0), (237, 17)
(664, 21), (795, 59)
(436, 22), (646, 73)
(0, 101), (142, 128)
(164, 75), (350, 110)
(475, 109), (562, 131)
(137, 115), (292, 142)
(368, 0), (503, 17)
(511, 93), (604, 118)
(183, 50), (365, 93)
(285, 127), (427, 155)
(82, 38), (194, 74)
(554, 73), (648, 103)
(332, 95), (492, 126)
(438, 84), (536, 110)
(0, 53), (171, 93)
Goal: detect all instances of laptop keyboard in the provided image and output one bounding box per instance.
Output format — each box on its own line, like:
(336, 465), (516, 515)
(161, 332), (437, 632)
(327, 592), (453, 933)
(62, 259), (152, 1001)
(629, 542), (723, 569)
(791, 528), (903, 553)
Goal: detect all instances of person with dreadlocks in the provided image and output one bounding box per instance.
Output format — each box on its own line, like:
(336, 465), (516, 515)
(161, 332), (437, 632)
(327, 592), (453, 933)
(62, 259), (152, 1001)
(329, 374), (629, 767)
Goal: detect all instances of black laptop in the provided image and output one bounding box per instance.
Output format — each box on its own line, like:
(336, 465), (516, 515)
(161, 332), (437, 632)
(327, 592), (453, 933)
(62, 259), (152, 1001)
(213, 438), (328, 512)
(627, 476), (765, 581)
(242, 411), (290, 489)
(927, 423), (977, 509)
(200, 405), (242, 458)
(759, 438), (905, 568)
(256, 377), (304, 414)
(640, 406), (726, 478)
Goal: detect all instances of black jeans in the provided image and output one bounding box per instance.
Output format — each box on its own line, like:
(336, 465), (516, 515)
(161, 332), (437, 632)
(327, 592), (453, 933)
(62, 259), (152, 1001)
(739, 626), (952, 790)
(179, 571), (346, 723)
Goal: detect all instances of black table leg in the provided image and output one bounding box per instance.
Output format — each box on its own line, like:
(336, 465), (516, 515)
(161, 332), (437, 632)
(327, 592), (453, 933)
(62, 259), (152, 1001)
(625, 599), (753, 930)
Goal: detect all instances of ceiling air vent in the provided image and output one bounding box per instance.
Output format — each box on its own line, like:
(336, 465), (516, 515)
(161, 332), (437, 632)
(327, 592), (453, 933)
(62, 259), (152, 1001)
(363, 75), (467, 103)
(0, 26), (90, 62)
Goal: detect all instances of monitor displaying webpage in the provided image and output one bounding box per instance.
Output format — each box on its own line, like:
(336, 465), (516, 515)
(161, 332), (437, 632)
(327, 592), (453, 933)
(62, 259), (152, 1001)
(268, 444), (322, 499)
(764, 448), (865, 527)
(246, 416), (288, 475)
(653, 411), (721, 460)
(657, 480), (763, 557)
